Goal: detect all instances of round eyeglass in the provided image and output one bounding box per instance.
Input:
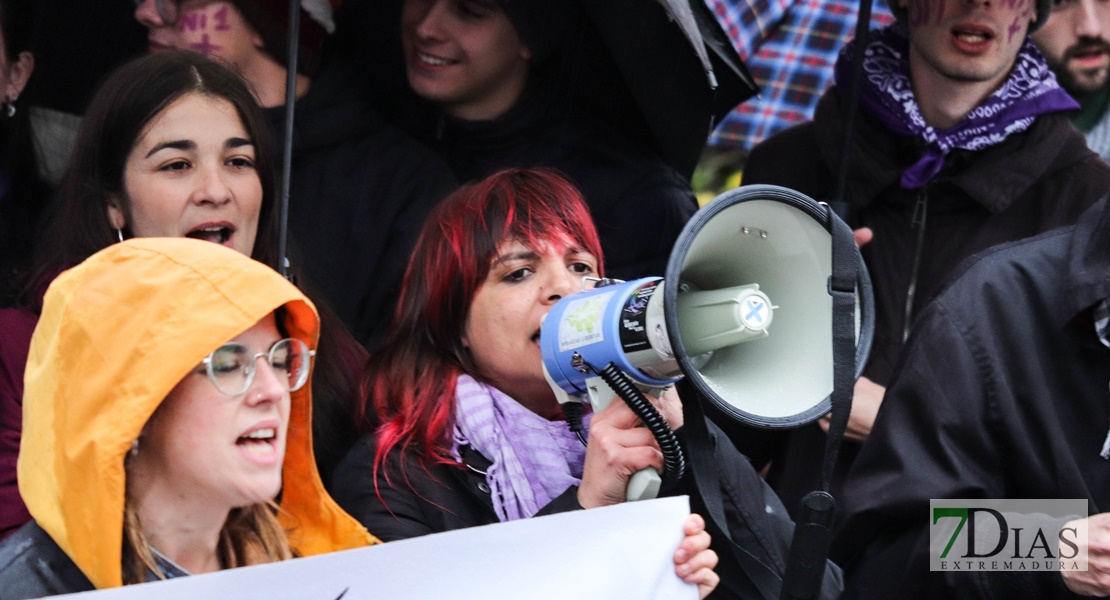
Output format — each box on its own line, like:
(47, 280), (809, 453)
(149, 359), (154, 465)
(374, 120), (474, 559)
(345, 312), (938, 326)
(135, 0), (180, 26)
(201, 338), (315, 396)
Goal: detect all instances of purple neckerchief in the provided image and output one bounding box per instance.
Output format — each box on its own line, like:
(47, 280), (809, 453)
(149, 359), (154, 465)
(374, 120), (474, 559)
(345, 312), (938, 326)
(452, 374), (589, 522)
(836, 24), (1078, 189)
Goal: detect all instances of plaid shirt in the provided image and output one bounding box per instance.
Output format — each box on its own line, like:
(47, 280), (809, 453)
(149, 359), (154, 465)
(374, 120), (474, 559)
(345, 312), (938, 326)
(707, 0), (894, 152)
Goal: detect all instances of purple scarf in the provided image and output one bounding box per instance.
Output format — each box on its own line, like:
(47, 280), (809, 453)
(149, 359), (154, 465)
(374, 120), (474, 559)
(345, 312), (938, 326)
(836, 24), (1078, 189)
(452, 374), (589, 521)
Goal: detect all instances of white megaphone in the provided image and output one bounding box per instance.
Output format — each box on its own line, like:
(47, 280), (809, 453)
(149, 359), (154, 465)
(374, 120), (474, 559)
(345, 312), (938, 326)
(540, 185), (874, 500)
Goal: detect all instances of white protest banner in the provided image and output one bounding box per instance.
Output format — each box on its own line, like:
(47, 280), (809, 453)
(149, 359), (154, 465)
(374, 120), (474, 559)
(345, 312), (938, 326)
(57, 496), (697, 600)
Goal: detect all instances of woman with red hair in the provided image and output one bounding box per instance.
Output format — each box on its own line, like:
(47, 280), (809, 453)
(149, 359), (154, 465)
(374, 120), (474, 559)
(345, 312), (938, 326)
(333, 168), (718, 596)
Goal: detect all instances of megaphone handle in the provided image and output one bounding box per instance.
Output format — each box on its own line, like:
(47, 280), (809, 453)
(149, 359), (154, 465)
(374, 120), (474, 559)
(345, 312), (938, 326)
(587, 380), (664, 502)
(626, 468), (662, 501)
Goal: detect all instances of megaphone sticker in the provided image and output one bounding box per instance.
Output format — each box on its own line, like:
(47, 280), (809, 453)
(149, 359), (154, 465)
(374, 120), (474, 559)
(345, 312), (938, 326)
(740, 297), (769, 329)
(557, 292), (613, 352)
(620, 281), (663, 353)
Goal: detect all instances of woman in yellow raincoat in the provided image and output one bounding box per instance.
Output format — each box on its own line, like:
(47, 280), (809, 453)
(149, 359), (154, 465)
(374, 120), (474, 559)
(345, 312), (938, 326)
(0, 237), (375, 597)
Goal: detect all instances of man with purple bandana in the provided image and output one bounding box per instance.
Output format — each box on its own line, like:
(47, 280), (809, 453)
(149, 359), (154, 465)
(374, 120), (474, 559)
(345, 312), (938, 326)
(732, 0), (1110, 528)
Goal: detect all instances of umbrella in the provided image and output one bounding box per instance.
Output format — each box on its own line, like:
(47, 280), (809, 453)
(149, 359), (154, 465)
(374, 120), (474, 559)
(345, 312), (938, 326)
(570, 0), (759, 178)
(278, 0), (301, 279)
(706, 0), (894, 152)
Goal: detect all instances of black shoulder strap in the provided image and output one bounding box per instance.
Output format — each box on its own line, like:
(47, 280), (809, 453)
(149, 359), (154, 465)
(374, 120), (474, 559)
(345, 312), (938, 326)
(778, 204), (858, 600)
(681, 382), (783, 600)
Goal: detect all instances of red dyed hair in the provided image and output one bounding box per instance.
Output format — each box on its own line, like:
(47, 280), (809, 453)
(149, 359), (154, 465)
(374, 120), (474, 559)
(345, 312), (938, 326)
(360, 168), (604, 482)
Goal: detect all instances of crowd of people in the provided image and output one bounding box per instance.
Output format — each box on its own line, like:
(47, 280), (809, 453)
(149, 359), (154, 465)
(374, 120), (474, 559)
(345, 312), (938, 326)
(0, 0), (1108, 598)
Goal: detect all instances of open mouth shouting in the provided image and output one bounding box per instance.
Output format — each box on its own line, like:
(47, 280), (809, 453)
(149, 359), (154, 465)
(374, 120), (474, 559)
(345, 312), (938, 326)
(236, 423), (280, 466)
(185, 222), (236, 246)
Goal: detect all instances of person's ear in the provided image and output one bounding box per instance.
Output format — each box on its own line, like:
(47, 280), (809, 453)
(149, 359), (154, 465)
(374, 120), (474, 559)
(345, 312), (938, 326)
(5, 51), (34, 101)
(242, 13), (265, 51)
(107, 198), (127, 231)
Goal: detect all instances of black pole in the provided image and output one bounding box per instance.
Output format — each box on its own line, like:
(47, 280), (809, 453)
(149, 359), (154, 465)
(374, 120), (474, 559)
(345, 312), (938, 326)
(278, 0), (301, 280)
(833, 0), (875, 210)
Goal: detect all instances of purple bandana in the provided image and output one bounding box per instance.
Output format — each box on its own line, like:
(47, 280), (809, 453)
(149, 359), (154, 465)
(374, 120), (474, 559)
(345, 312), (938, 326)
(836, 24), (1078, 189)
(452, 374), (589, 522)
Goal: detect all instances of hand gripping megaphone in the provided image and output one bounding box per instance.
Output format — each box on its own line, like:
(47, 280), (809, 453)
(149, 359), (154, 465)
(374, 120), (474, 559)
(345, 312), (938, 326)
(540, 185), (874, 502)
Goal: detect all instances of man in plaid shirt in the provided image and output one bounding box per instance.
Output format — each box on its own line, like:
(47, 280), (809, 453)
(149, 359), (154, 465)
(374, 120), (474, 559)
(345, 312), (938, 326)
(705, 0), (894, 153)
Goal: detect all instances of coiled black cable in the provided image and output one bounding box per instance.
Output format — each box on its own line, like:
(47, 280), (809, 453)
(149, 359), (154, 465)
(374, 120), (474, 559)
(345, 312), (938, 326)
(595, 362), (686, 492)
(562, 401), (588, 446)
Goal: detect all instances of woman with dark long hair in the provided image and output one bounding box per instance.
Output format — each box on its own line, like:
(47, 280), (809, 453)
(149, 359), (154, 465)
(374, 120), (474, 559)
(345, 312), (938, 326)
(334, 168), (719, 597)
(0, 50), (365, 540)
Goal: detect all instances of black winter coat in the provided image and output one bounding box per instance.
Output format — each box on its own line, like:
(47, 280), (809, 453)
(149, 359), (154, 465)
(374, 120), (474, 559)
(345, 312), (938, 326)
(0, 521), (94, 598)
(332, 419), (843, 599)
(732, 88), (1110, 516)
(745, 88), (1110, 387)
(832, 196), (1110, 599)
(264, 60), (457, 349)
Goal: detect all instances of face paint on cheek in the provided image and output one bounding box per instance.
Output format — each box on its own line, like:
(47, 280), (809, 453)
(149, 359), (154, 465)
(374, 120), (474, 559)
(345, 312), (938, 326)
(1009, 15), (1024, 42)
(213, 5), (231, 31)
(907, 0), (926, 27)
(1008, 0), (1033, 43)
(176, 6), (223, 56)
(1005, 0), (1034, 41)
(908, 0), (945, 27)
(178, 9), (208, 32)
(190, 33), (223, 55)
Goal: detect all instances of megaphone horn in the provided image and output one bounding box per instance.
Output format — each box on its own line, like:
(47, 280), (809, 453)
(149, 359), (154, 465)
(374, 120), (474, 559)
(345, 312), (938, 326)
(664, 184), (874, 429)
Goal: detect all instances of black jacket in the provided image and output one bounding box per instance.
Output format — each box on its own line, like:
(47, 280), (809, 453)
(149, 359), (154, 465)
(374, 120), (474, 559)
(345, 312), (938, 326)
(265, 60), (457, 349)
(0, 521), (94, 598)
(426, 81), (698, 281)
(832, 196), (1110, 599)
(745, 88), (1110, 386)
(732, 88), (1110, 516)
(332, 419), (843, 599)
(745, 89), (1110, 383)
